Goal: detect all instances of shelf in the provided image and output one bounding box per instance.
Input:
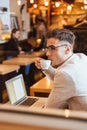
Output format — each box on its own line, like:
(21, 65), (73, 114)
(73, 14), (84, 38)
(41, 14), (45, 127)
(0, 12), (9, 14)
(0, 40), (7, 44)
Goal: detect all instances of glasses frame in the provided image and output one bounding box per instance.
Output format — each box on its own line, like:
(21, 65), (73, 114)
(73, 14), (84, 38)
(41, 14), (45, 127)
(45, 44), (67, 51)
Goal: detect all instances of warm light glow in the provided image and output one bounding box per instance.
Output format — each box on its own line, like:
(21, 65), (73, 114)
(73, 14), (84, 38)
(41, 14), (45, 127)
(84, 0), (87, 4)
(44, 1), (49, 6)
(81, 6), (84, 10)
(36, 38), (42, 44)
(1, 33), (11, 40)
(55, 2), (60, 7)
(64, 109), (70, 118)
(84, 5), (87, 9)
(33, 4), (37, 8)
(17, 0), (21, 5)
(36, 38), (42, 47)
(2, 36), (5, 40)
(30, 0), (34, 4)
(67, 5), (72, 11)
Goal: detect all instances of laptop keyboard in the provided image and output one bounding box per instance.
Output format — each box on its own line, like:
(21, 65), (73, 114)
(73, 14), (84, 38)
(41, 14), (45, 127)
(20, 97), (39, 106)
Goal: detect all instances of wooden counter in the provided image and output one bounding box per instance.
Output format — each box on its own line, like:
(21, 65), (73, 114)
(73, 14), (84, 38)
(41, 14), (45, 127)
(30, 77), (53, 97)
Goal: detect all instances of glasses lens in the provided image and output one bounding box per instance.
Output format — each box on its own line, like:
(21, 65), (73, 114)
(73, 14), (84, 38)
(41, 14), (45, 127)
(46, 45), (56, 51)
(46, 44), (67, 51)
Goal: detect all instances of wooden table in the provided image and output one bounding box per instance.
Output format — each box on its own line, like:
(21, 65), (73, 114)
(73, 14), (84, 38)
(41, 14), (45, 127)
(1, 103), (87, 130)
(0, 64), (20, 103)
(2, 57), (39, 93)
(18, 50), (46, 58)
(3, 57), (37, 66)
(5, 96), (47, 109)
(30, 77), (53, 97)
(0, 64), (19, 74)
(2, 57), (37, 78)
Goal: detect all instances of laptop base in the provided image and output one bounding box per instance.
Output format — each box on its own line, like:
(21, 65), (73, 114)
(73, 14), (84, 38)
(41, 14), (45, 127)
(19, 97), (39, 106)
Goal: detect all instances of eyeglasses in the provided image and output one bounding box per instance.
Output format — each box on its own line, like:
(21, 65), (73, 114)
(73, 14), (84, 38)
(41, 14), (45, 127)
(45, 44), (67, 51)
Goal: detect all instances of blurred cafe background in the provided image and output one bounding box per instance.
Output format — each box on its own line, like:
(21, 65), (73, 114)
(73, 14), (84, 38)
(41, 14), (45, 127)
(0, 0), (87, 52)
(0, 1), (87, 129)
(0, 0), (87, 53)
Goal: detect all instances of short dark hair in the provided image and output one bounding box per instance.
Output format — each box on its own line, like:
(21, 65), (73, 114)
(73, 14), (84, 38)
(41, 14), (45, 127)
(11, 28), (19, 38)
(11, 28), (19, 34)
(46, 28), (75, 45)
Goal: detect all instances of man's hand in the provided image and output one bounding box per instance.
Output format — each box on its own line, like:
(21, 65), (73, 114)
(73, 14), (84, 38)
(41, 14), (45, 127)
(35, 58), (43, 69)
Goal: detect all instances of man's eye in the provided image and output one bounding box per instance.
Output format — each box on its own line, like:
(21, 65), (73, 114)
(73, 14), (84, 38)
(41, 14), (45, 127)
(49, 46), (55, 50)
(47, 46), (55, 49)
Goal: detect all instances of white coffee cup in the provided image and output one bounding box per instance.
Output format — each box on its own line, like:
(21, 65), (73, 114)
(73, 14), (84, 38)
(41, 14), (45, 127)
(40, 59), (51, 70)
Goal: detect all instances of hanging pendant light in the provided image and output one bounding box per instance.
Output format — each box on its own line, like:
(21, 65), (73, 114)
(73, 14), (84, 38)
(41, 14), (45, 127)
(44, 1), (49, 6)
(17, 0), (21, 5)
(30, 0), (34, 4)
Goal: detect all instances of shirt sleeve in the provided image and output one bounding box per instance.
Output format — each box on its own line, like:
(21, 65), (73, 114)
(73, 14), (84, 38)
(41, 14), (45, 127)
(45, 71), (75, 109)
(42, 66), (56, 81)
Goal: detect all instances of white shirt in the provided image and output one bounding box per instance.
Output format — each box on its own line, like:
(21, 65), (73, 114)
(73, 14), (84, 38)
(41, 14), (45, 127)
(44, 53), (87, 111)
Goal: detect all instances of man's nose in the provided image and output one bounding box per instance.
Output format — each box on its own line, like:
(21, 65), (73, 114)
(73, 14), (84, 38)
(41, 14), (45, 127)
(46, 50), (50, 56)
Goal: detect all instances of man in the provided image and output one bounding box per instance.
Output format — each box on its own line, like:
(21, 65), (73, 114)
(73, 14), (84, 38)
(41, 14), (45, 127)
(35, 28), (87, 111)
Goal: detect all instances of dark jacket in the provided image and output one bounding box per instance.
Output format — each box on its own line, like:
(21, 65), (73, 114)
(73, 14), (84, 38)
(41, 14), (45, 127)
(4, 38), (20, 58)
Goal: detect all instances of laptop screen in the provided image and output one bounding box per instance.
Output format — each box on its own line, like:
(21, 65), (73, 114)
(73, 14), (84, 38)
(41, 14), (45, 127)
(5, 74), (27, 104)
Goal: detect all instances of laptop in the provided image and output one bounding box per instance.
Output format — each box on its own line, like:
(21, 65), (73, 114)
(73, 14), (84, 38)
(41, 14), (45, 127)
(5, 74), (39, 106)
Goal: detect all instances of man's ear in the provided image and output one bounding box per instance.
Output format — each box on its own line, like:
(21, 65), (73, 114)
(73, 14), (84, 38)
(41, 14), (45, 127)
(65, 45), (71, 54)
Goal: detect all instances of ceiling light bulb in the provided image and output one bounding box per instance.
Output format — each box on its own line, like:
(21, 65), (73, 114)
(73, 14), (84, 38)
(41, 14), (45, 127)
(17, 0), (21, 5)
